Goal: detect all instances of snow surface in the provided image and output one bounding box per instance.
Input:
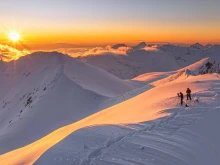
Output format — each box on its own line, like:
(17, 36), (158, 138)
(80, 49), (181, 79)
(34, 74), (220, 165)
(0, 49), (220, 165)
(0, 52), (135, 155)
(79, 43), (220, 79)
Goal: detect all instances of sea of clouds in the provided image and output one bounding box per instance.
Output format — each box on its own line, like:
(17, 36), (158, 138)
(0, 43), (158, 62)
(0, 44), (30, 62)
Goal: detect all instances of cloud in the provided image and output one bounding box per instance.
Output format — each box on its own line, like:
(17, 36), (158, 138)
(143, 45), (159, 51)
(0, 43), (159, 62)
(58, 43), (161, 58)
(56, 45), (132, 58)
(83, 46), (130, 56)
(0, 44), (30, 62)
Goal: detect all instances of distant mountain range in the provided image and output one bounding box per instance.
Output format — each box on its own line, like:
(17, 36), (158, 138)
(79, 42), (220, 79)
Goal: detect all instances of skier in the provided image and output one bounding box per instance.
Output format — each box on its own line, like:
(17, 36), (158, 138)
(186, 88), (192, 100)
(177, 92), (184, 105)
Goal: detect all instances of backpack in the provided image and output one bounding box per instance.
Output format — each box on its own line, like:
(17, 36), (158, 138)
(186, 89), (191, 94)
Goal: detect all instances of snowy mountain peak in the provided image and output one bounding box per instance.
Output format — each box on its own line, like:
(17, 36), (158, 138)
(0, 51), (137, 156)
(132, 42), (147, 50)
(0, 51), (135, 98)
(205, 44), (213, 49)
(111, 44), (127, 49)
(180, 57), (220, 76)
(190, 43), (205, 50)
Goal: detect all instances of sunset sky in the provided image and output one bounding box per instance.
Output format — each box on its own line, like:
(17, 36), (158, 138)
(0, 0), (220, 49)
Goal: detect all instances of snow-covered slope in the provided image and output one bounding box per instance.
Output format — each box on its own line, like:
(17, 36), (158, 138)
(80, 49), (182, 79)
(184, 57), (220, 75)
(79, 43), (220, 80)
(132, 72), (174, 84)
(35, 87), (220, 165)
(152, 57), (220, 87)
(202, 44), (220, 60)
(33, 74), (220, 165)
(1, 47), (220, 165)
(0, 69), (220, 165)
(0, 52), (135, 155)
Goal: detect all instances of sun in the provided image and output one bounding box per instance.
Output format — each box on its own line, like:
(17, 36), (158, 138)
(8, 31), (20, 42)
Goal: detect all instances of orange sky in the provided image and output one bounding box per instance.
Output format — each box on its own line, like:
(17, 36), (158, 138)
(1, 21), (220, 49)
(1, 21), (220, 50)
(1, 24), (219, 50)
(0, 0), (220, 49)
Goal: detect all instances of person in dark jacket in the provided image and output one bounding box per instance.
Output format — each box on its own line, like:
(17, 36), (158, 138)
(177, 92), (184, 105)
(186, 88), (192, 100)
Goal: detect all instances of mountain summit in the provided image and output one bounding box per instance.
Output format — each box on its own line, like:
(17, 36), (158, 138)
(111, 44), (127, 49)
(132, 42), (147, 50)
(190, 43), (205, 50)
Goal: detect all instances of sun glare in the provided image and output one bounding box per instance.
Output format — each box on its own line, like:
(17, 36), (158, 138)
(8, 31), (20, 42)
